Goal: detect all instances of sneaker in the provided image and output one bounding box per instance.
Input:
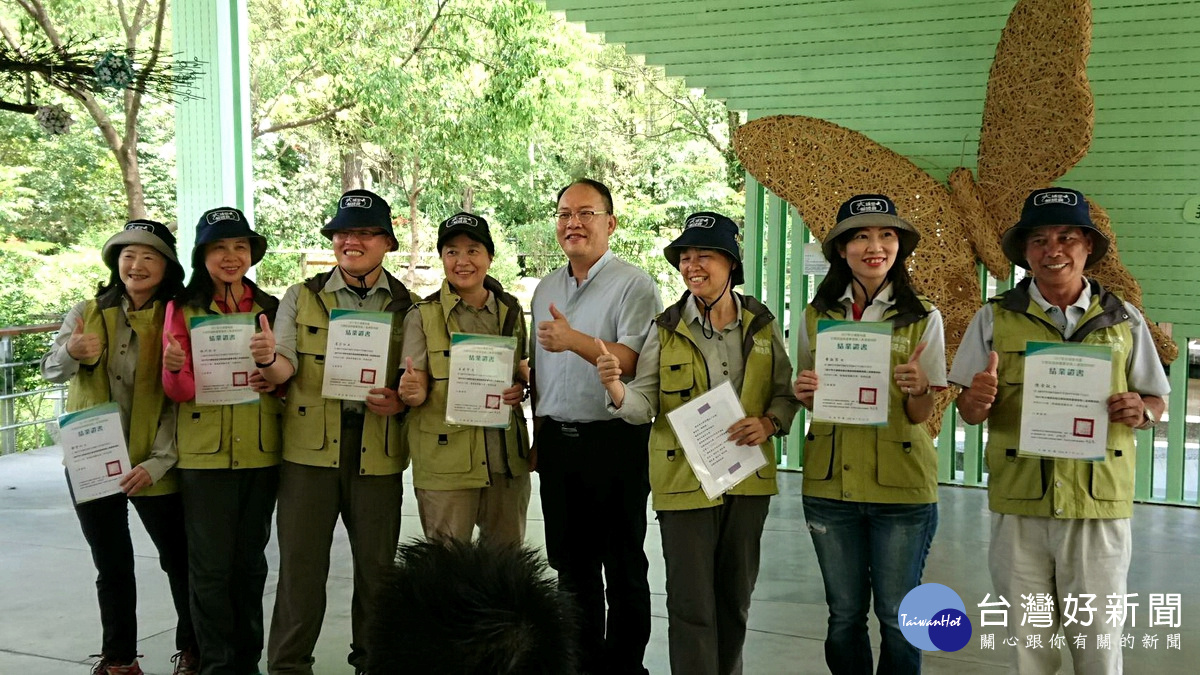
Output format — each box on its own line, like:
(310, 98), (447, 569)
(89, 655), (144, 675)
(171, 649), (200, 675)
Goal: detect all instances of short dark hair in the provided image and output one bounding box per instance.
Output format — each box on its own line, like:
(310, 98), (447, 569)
(366, 539), (578, 675)
(556, 178), (614, 213)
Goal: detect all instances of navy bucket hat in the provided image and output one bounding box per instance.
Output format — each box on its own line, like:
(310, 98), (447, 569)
(1001, 187), (1110, 269)
(663, 212), (744, 286)
(437, 212), (495, 256)
(192, 207), (268, 266)
(823, 194), (920, 263)
(321, 189), (398, 251)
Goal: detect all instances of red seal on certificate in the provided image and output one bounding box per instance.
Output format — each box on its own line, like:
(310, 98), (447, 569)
(485, 394), (501, 410)
(1073, 418), (1094, 438)
(105, 460), (122, 477)
(232, 371), (248, 386)
(360, 369), (377, 385)
(859, 387), (878, 405)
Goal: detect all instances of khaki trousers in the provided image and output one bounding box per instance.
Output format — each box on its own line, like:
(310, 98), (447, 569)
(988, 513), (1132, 675)
(415, 473), (530, 545)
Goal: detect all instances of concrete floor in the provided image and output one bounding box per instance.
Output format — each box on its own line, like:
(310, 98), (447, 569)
(2, 446), (1197, 674)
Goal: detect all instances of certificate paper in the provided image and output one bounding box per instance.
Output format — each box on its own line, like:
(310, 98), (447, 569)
(322, 309), (392, 401)
(59, 402), (128, 504)
(1019, 342), (1112, 460)
(445, 333), (517, 428)
(665, 381), (769, 501)
(190, 313), (259, 406)
(812, 320), (892, 426)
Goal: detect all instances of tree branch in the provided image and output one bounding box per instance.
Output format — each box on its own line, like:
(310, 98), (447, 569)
(254, 105), (351, 137)
(0, 98), (38, 114)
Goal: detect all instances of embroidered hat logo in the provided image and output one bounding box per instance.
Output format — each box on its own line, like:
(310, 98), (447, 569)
(124, 222), (154, 232)
(849, 198), (888, 215)
(685, 215), (716, 229)
(449, 215), (478, 227)
(205, 210), (241, 224)
(1033, 191), (1079, 207)
(341, 196), (373, 209)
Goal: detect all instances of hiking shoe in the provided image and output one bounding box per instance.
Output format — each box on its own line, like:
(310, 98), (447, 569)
(171, 649), (200, 675)
(89, 655), (144, 675)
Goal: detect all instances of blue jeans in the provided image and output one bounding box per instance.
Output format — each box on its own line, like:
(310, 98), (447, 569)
(803, 496), (938, 675)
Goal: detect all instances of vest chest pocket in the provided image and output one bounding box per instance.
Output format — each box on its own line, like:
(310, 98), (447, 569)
(181, 407), (221, 454)
(993, 336), (1026, 386)
(295, 323), (327, 357)
(660, 361), (695, 400)
(416, 414), (474, 474)
(875, 426), (935, 489)
(803, 423), (834, 481)
(427, 349), (451, 381)
(284, 402), (326, 451)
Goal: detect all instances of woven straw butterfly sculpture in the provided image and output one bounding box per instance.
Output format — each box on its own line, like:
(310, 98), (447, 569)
(733, 0), (1177, 434)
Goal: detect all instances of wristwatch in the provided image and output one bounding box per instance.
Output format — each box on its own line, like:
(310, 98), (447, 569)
(764, 412), (784, 438)
(1138, 406), (1158, 430)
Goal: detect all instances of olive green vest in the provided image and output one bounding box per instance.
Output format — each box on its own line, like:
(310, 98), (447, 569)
(986, 278), (1136, 518)
(801, 295), (938, 504)
(175, 285), (283, 470)
(407, 277), (530, 490)
(648, 292), (779, 511)
(66, 294), (176, 496)
(282, 268), (417, 475)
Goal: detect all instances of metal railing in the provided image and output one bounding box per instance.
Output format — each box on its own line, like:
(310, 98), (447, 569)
(0, 322), (65, 455)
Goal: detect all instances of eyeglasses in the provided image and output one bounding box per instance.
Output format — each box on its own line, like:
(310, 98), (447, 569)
(554, 210), (610, 226)
(332, 229), (387, 241)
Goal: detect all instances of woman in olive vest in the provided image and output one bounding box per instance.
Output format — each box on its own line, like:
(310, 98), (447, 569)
(161, 208), (281, 674)
(792, 194), (947, 675)
(40, 220), (198, 675)
(398, 212), (530, 544)
(596, 212), (798, 675)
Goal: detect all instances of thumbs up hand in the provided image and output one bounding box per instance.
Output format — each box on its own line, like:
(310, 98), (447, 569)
(595, 338), (622, 385)
(67, 317), (102, 361)
(537, 303), (577, 353)
(958, 351), (1000, 423)
(893, 341), (930, 397)
(399, 356), (428, 407)
(163, 332), (186, 373)
(249, 313), (276, 366)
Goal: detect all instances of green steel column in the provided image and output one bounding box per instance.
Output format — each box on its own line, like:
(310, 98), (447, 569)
(173, 0), (253, 272)
(1165, 334), (1189, 503)
(743, 174), (765, 298)
(765, 194), (788, 315)
(786, 210), (811, 471)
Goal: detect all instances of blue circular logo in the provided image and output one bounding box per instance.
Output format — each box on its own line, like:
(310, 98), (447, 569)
(898, 583), (972, 652)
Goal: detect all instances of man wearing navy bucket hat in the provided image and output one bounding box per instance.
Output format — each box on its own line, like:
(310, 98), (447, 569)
(951, 187), (1169, 674)
(258, 189), (420, 674)
(598, 211), (798, 675)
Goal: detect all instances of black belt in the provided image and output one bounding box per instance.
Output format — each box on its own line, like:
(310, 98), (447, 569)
(547, 418), (629, 438)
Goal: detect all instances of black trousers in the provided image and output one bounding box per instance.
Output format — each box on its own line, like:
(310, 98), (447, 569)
(538, 419), (652, 675)
(180, 466), (280, 675)
(69, 479), (196, 663)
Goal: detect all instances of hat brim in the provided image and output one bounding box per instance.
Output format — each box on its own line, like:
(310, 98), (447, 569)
(1000, 223), (1110, 270)
(102, 229), (181, 273)
(664, 241), (744, 286)
(437, 226), (495, 256)
(192, 235), (269, 267)
(821, 213), (920, 262)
